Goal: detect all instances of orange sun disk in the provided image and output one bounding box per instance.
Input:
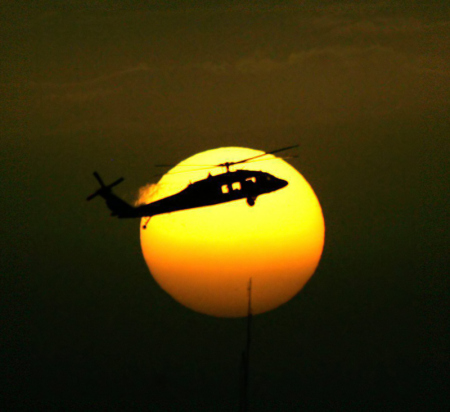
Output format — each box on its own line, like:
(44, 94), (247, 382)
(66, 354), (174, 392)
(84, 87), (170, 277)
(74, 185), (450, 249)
(140, 147), (325, 317)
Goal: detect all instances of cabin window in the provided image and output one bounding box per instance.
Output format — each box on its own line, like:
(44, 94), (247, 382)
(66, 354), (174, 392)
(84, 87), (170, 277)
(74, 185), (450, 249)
(232, 182), (241, 191)
(221, 185), (229, 194)
(245, 177), (256, 183)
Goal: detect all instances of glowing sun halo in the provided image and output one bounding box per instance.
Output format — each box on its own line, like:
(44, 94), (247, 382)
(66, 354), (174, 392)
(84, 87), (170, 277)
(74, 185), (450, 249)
(140, 147), (325, 317)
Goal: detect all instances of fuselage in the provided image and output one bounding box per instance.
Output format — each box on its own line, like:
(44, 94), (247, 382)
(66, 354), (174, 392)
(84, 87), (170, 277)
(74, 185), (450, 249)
(132, 170), (287, 218)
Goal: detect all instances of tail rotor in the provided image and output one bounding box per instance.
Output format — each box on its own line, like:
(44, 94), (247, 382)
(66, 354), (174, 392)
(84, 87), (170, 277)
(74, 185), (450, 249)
(86, 172), (124, 201)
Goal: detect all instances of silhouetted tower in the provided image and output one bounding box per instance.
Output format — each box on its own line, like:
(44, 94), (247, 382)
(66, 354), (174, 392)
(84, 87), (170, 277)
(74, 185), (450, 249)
(239, 278), (252, 412)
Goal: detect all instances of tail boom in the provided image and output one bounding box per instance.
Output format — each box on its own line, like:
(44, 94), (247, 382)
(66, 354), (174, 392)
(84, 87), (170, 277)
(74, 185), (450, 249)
(87, 172), (137, 218)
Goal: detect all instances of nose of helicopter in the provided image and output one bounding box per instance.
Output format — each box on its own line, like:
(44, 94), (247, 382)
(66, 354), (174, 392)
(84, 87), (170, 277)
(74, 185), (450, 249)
(276, 177), (288, 189)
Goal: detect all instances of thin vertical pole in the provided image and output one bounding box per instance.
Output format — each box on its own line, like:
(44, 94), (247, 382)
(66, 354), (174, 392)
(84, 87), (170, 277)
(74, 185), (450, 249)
(239, 278), (252, 412)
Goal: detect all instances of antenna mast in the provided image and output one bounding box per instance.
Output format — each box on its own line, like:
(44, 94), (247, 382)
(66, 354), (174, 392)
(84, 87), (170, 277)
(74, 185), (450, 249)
(239, 278), (252, 412)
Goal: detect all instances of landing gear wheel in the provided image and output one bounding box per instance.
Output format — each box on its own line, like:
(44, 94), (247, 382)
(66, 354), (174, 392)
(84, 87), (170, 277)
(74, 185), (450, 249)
(247, 197), (256, 207)
(142, 216), (151, 229)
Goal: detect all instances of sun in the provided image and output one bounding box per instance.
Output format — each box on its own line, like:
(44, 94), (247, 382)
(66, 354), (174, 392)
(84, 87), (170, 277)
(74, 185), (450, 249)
(140, 147), (325, 317)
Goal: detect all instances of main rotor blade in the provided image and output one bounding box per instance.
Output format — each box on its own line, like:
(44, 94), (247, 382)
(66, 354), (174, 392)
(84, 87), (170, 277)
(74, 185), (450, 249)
(153, 154), (298, 178)
(154, 145), (298, 177)
(244, 154), (298, 164)
(153, 165), (216, 178)
(155, 164), (216, 168)
(229, 144), (299, 166)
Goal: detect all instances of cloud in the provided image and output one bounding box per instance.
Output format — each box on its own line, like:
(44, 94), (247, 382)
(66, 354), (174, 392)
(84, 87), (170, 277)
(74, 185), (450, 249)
(44, 87), (119, 103)
(334, 18), (423, 36)
(1, 4), (448, 135)
(195, 37), (450, 80)
(0, 63), (155, 103)
(287, 44), (405, 67)
(34, 63), (153, 89)
(194, 45), (410, 75)
(234, 54), (284, 74)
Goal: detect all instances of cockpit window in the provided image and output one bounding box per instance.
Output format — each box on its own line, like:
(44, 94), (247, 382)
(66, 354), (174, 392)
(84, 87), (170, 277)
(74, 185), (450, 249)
(245, 177), (256, 183)
(232, 182), (241, 191)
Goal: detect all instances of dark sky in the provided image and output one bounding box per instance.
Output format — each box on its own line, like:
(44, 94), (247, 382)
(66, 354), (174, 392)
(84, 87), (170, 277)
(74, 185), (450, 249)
(1, 1), (448, 410)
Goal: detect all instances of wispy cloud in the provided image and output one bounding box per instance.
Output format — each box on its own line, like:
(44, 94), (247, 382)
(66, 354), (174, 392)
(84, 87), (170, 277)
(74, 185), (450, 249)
(33, 63), (153, 89)
(194, 45), (412, 75)
(0, 63), (155, 103)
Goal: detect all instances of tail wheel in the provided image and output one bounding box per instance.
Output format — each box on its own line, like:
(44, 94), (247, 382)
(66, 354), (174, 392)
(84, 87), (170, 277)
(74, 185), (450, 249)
(247, 197), (256, 207)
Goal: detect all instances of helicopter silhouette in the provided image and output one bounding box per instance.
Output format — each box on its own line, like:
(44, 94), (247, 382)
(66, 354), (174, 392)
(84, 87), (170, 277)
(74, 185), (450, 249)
(87, 145), (297, 229)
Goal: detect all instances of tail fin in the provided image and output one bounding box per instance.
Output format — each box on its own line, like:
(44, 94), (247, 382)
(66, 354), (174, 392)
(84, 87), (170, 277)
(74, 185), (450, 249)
(87, 172), (136, 218)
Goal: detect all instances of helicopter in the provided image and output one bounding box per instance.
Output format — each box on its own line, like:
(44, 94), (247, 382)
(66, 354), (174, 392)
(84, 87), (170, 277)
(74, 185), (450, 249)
(87, 145), (297, 229)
